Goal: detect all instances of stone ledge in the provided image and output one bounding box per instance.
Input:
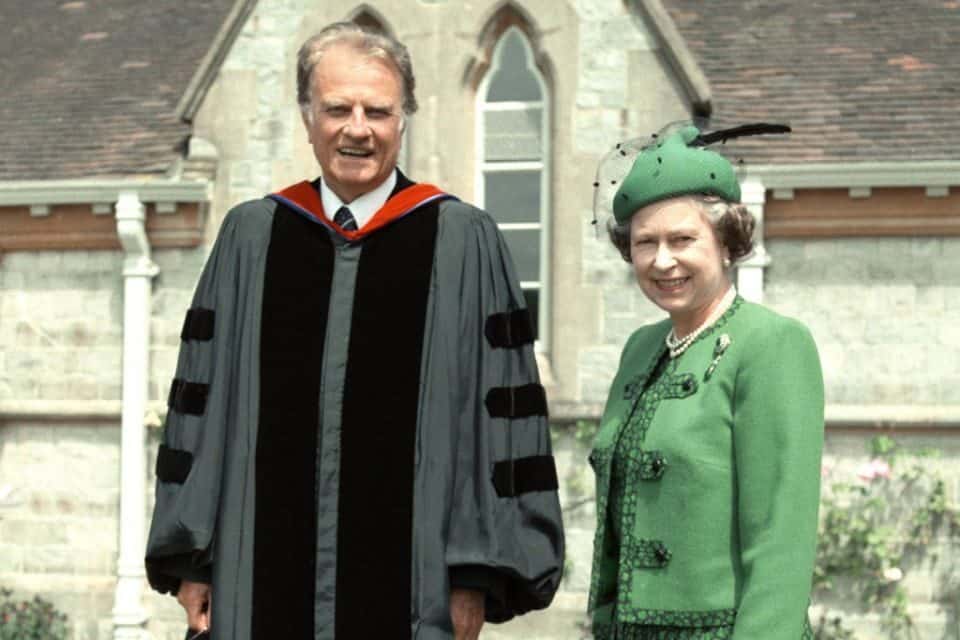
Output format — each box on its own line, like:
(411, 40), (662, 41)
(0, 400), (166, 423)
(3, 400), (959, 429)
(549, 402), (960, 429)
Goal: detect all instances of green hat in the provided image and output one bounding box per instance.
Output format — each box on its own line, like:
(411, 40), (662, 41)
(612, 125), (739, 223)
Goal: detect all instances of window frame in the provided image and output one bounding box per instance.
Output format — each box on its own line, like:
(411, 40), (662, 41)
(474, 27), (551, 354)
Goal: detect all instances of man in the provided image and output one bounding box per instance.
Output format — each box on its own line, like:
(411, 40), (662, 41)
(145, 21), (564, 640)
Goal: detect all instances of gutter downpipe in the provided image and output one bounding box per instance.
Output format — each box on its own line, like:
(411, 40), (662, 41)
(737, 179), (770, 302)
(113, 192), (159, 639)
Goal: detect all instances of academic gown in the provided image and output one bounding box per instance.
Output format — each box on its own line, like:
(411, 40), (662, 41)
(145, 172), (565, 639)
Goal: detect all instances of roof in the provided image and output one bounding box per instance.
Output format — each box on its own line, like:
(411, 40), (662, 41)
(660, 0), (960, 164)
(0, 0), (237, 181)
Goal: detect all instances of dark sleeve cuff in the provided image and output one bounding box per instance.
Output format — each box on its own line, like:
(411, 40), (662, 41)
(449, 565), (509, 620)
(146, 553), (212, 595)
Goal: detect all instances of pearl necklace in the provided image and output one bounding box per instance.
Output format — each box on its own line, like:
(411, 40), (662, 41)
(665, 286), (737, 359)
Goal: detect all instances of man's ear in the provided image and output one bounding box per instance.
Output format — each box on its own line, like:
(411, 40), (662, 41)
(300, 107), (313, 142)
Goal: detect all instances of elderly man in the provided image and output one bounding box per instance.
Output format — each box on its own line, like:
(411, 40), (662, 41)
(145, 21), (564, 640)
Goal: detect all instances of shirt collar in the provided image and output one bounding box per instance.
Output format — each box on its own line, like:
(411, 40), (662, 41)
(318, 170), (398, 230)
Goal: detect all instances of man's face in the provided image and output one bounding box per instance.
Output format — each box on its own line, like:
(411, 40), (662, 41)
(303, 43), (405, 203)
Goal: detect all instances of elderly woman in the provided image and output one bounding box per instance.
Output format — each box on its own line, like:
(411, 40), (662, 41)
(588, 124), (824, 639)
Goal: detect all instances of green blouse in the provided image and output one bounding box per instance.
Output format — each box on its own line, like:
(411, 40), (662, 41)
(590, 298), (823, 640)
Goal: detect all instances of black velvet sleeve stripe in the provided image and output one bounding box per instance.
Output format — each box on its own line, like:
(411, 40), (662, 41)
(485, 383), (548, 418)
(167, 379), (182, 408)
(492, 456), (559, 498)
(484, 309), (534, 349)
(166, 378), (210, 416)
(156, 445), (194, 484)
(180, 308), (215, 342)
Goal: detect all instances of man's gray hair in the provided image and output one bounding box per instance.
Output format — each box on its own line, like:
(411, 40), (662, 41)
(297, 22), (418, 119)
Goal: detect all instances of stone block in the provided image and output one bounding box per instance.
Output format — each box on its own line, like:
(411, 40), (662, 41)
(603, 313), (642, 346)
(601, 285), (634, 316)
(801, 240), (839, 261)
(70, 548), (116, 575)
(578, 346), (620, 402)
(65, 519), (118, 552)
(911, 237), (943, 258)
(868, 381), (939, 405)
(97, 382), (122, 401)
(0, 269), (25, 289)
(939, 376), (960, 404)
(22, 545), (74, 574)
(79, 348), (122, 379)
(939, 324), (960, 348)
(5, 350), (44, 377)
(1, 519), (68, 546)
(561, 526), (596, 593)
(0, 545), (23, 573)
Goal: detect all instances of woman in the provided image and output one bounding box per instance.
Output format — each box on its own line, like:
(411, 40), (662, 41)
(588, 123), (824, 639)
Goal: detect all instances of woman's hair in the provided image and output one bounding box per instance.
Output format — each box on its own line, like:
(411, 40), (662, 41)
(607, 195), (755, 265)
(297, 22), (418, 121)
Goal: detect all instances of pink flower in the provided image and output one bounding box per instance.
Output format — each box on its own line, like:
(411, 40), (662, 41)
(856, 459), (891, 482)
(820, 461), (834, 479)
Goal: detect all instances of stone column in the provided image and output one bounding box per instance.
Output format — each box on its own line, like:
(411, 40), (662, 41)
(113, 192), (159, 639)
(737, 179), (770, 302)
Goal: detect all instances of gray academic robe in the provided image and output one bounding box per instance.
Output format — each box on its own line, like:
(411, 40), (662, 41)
(145, 174), (564, 639)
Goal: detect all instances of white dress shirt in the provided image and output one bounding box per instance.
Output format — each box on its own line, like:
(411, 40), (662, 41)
(318, 170), (398, 230)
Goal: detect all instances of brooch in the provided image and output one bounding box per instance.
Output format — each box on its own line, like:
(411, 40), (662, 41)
(704, 334), (731, 381)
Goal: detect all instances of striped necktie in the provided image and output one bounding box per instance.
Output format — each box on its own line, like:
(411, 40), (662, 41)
(333, 205), (358, 232)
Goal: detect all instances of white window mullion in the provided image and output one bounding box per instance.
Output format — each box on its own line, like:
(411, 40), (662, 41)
(481, 161), (544, 172)
(481, 101), (545, 112)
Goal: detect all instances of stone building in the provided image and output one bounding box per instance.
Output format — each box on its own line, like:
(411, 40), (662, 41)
(0, 0), (958, 638)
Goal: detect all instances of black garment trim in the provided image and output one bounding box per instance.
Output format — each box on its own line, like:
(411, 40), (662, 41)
(485, 383), (548, 418)
(638, 450), (667, 480)
(593, 607), (740, 639)
(335, 202), (439, 639)
(251, 204), (334, 639)
(623, 538), (672, 569)
(166, 379), (209, 416)
(664, 373), (698, 399)
(180, 308), (215, 342)
(155, 445), (193, 484)
(492, 455), (559, 498)
(484, 309), (534, 349)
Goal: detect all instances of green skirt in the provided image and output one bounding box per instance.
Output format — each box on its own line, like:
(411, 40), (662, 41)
(592, 624), (733, 640)
(593, 619), (814, 639)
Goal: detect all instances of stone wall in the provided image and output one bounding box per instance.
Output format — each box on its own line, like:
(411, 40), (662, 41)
(764, 237), (960, 407)
(0, 246), (207, 640)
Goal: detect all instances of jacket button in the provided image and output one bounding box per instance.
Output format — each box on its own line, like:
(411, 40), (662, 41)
(681, 379), (693, 392)
(655, 546), (670, 563)
(652, 457), (665, 474)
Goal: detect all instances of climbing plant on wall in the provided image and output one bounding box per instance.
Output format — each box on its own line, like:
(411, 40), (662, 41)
(0, 589), (69, 640)
(814, 436), (960, 639)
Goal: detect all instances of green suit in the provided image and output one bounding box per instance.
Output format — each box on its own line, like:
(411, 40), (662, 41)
(589, 297), (824, 639)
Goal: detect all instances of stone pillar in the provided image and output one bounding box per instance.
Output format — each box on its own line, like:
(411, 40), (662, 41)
(113, 192), (159, 639)
(737, 179), (770, 303)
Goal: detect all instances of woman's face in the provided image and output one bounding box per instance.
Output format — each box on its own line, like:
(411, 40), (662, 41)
(629, 196), (731, 333)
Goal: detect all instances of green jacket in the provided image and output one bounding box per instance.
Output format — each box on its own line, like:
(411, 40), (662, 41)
(589, 298), (824, 639)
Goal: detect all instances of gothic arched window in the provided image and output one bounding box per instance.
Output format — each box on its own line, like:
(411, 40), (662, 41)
(476, 26), (550, 348)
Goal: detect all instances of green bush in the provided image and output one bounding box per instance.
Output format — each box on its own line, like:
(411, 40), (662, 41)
(0, 589), (68, 640)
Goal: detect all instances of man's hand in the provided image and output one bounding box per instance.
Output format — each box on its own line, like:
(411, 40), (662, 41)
(177, 580), (211, 632)
(450, 588), (485, 640)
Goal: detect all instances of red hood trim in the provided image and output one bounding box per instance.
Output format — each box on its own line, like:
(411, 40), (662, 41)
(268, 180), (452, 240)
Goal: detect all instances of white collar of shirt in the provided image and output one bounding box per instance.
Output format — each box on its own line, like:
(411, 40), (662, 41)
(319, 170), (397, 230)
